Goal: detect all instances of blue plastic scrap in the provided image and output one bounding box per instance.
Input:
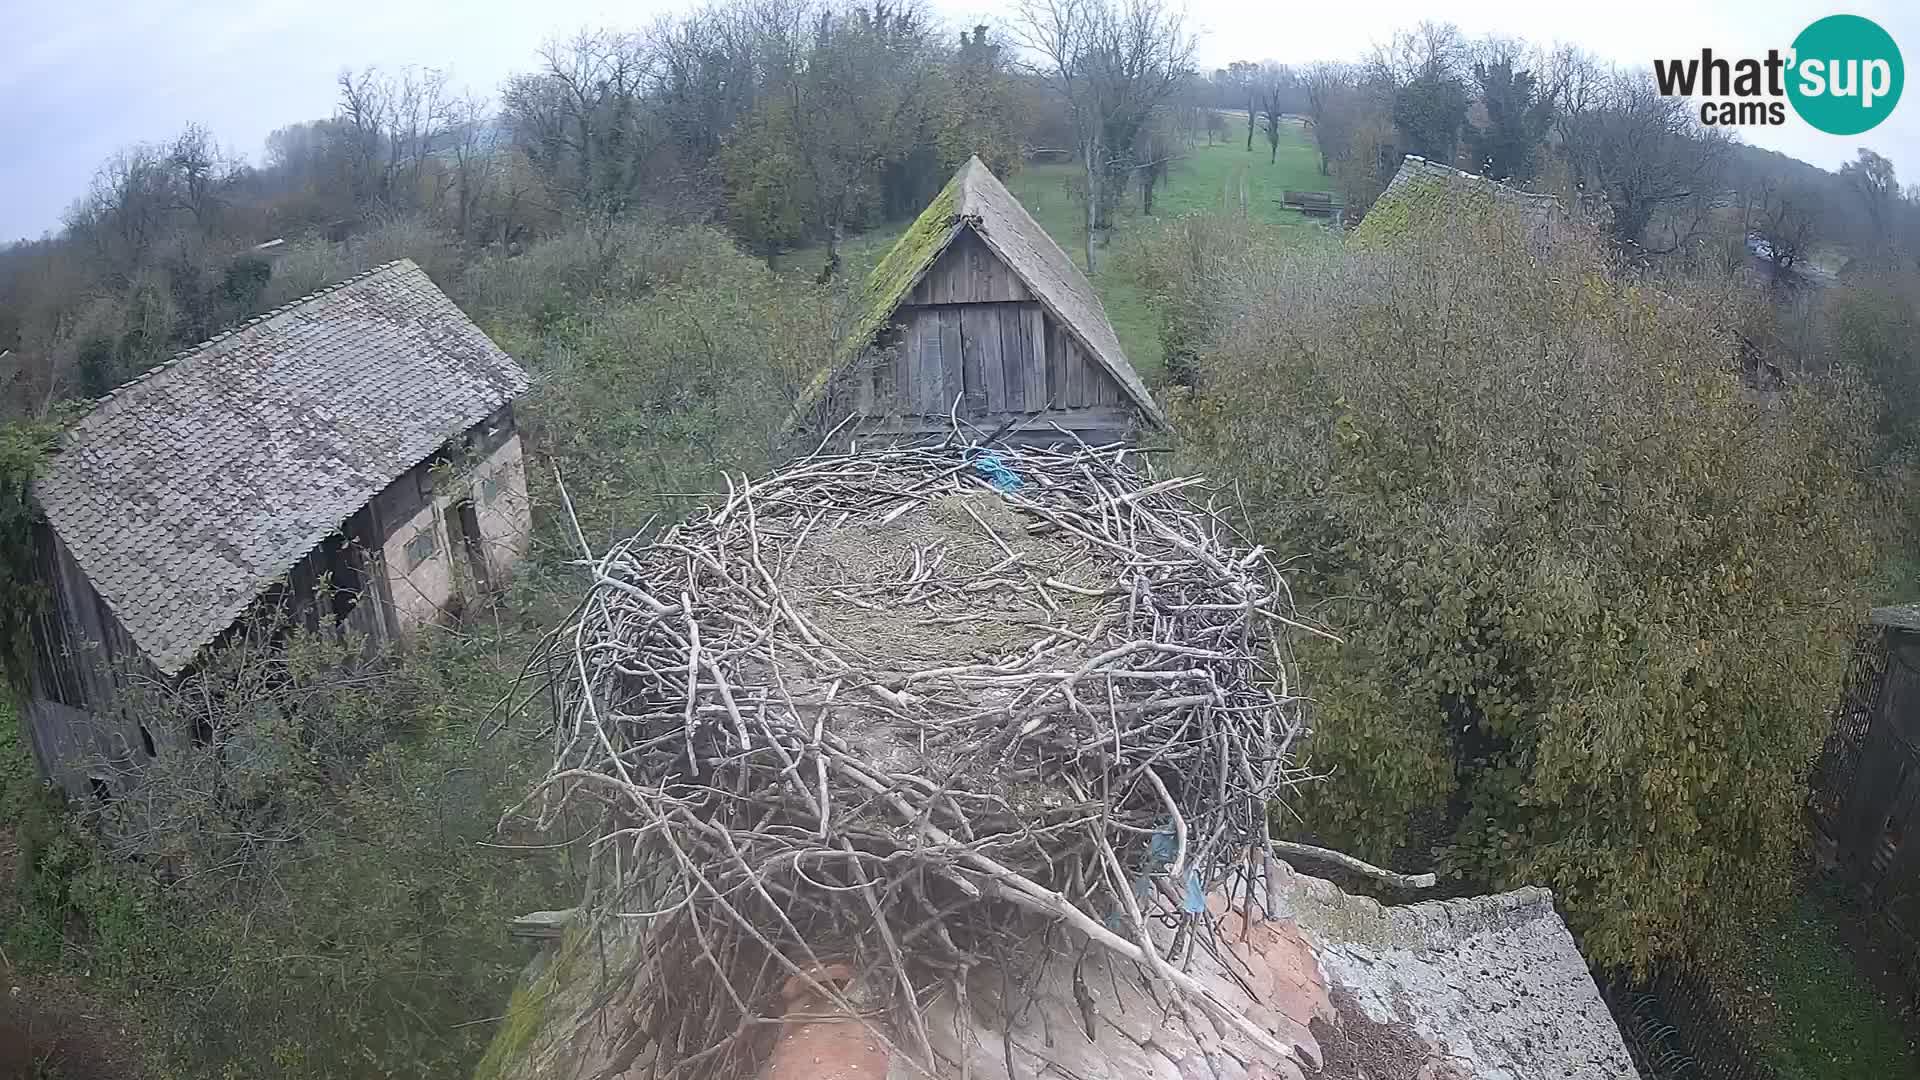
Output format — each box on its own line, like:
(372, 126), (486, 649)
(969, 452), (1023, 492)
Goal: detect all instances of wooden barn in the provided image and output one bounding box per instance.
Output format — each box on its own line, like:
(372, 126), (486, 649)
(21, 259), (533, 796)
(796, 156), (1164, 447)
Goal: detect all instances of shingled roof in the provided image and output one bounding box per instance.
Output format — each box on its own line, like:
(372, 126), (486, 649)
(802, 155), (1164, 426)
(32, 259), (529, 676)
(1353, 154), (1563, 247)
(481, 862), (1635, 1080)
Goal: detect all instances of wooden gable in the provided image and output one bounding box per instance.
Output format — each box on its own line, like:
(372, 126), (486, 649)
(850, 225), (1134, 442)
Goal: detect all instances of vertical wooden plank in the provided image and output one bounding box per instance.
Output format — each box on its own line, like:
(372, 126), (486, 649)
(1045, 320), (1062, 409)
(855, 347), (875, 415)
(1063, 334), (1088, 407)
(966, 307), (1000, 414)
(1089, 365), (1118, 405)
(938, 307), (964, 416)
(906, 310), (932, 415)
(969, 236), (990, 305)
(960, 308), (988, 414)
(1025, 306), (1047, 410)
(997, 306), (1026, 412)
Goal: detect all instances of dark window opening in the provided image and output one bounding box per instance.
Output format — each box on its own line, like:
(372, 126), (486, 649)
(88, 776), (113, 805)
(452, 500), (493, 593)
(404, 528), (439, 570)
(139, 724), (156, 757)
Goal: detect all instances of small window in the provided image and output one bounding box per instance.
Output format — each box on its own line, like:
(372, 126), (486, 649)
(480, 473), (501, 506)
(138, 724), (156, 757)
(404, 528), (439, 570)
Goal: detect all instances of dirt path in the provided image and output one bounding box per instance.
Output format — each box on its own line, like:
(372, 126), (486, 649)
(1221, 163), (1250, 215)
(0, 981), (148, 1080)
(0, 825), (149, 1080)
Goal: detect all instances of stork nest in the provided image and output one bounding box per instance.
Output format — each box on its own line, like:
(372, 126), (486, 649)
(524, 443), (1315, 1077)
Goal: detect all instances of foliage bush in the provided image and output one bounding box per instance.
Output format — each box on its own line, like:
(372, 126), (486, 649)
(1, 619), (572, 1079)
(494, 225), (854, 552)
(258, 215), (465, 309)
(1828, 272), (1920, 559)
(1167, 207), (1876, 969)
(0, 420), (59, 692)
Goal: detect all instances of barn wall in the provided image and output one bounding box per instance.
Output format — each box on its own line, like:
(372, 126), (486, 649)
(379, 473), (458, 634)
(833, 228), (1139, 447)
(846, 298), (1135, 446)
(905, 230), (1033, 306)
(467, 430), (532, 583)
(23, 524), (167, 795)
(370, 408), (529, 634)
(22, 407), (531, 793)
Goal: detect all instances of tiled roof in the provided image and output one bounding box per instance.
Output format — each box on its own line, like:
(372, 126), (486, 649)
(481, 864), (1635, 1080)
(800, 156), (1165, 427)
(32, 259), (529, 675)
(1354, 154), (1563, 247)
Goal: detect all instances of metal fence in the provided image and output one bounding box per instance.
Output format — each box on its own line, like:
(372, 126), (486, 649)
(1810, 623), (1892, 841)
(1604, 965), (1776, 1080)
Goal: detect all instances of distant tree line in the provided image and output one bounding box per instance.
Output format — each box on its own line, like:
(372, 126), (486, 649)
(1199, 24), (1920, 289)
(0, 0), (1073, 413)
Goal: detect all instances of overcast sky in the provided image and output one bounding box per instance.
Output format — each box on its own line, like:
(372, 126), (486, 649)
(4, 0), (1916, 242)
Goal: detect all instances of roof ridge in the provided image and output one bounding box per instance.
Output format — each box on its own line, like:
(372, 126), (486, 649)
(1280, 862), (1559, 950)
(76, 259), (416, 413)
(1401, 154), (1558, 201)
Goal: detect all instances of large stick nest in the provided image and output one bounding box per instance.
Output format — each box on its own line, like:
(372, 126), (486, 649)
(528, 443), (1314, 1077)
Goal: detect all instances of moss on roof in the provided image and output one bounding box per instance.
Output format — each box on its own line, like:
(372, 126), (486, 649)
(792, 175), (964, 416)
(1351, 156), (1559, 249)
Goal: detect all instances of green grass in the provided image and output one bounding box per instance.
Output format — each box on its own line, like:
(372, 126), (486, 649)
(1710, 885), (1920, 1079)
(1155, 121), (1331, 225)
(817, 122), (1329, 386)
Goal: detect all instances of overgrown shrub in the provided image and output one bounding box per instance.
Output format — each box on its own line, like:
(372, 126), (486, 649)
(1170, 206), (1875, 969)
(460, 220), (750, 335)
(258, 215), (464, 309)
(1124, 213), (1335, 386)
(497, 225), (854, 552)
(2, 619), (573, 1079)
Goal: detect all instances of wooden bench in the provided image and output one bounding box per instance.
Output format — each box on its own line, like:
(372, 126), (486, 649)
(1281, 190), (1341, 216)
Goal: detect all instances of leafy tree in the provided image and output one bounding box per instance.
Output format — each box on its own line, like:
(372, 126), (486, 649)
(1391, 73), (1468, 162)
(1467, 46), (1554, 181)
(1165, 207), (1874, 970)
(724, 98), (816, 265)
(1375, 21), (1469, 163)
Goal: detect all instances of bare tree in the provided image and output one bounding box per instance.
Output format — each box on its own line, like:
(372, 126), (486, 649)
(1255, 63), (1295, 165)
(335, 67), (454, 213)
(1843, 148), (1900, 266)
(1560, 69), (1728, 252)
(1748, 179), (1821, 283)
(502, 31), (657, 218)
(439, 93), (499, 243)
(1301, 62), (1358, 177)
(1013, 0), (1196, 271)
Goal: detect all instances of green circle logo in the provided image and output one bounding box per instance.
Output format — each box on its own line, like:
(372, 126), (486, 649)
(1788, 15), (1903, 135)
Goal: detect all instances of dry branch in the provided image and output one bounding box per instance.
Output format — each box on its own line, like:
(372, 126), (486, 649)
(525, 442), (1317, 1077)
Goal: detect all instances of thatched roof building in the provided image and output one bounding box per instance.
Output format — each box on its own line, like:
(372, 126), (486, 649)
(1353, 155), (1564, 250)
(796, 157), (1164, 447)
